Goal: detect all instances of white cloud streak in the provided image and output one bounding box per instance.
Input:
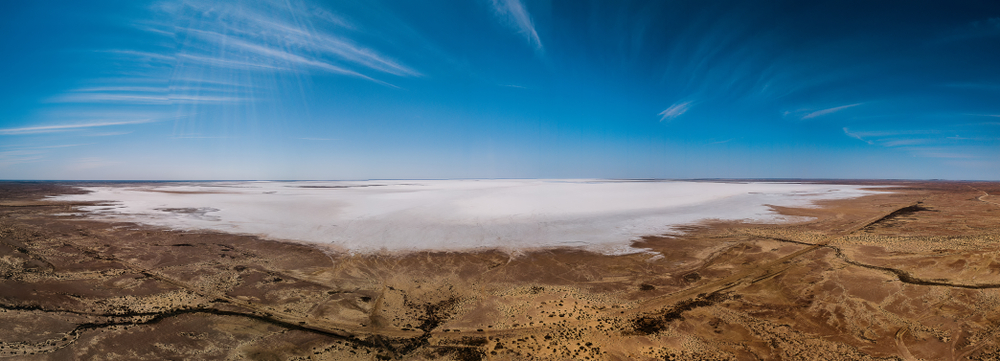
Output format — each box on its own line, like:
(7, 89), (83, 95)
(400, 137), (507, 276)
(0, 119), (159, 135)
(33, 0), (419, 118)
(174, 2), (419, 82)
(842, 127), (993, 161)
(101, 49), (176, 62)
(800, 103), (863, 119)
(659, 101), (693, 121)
(491, 0), (543, 50)
(86, 131), (133, 137)
(73, 86), (171, 93)
(843, 128), (874, 144)
(12, 0), (420, 142)
(50, 93), (242, 104)
(843, 128), (943, 147)
(309, 6), (355, 29)
(30, 143), (96, 149)
(881, 139), (931, 147)
(184, 28), (373, 79)
(175, 53), (290, 71)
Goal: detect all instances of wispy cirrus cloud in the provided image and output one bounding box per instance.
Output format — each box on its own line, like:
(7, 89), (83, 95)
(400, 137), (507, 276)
(182, 28), (374, 79)
(171, 1), (420, 83)
(35, 0), (420, 121)
(843, 128), (942, 147)
(15, 0), (411, 143)
(308, 6), (355, 30)
(22, 143), (96, 149)
(880, 138), (932, 147)
(793, 103), (863, 120)
(51, 78), (251, 106)
(174, 53), (290, 72)
(0, 119), (160, 135)
(491, 0), (543, 50)
(50, 93), (242, 104)
(659, 101), (693, 121)
(842, 125), (997, 162)
(170, 134), (232, 139)
(307, 33), (421, 77)
(73, 86), (170, 93)
(86, 131), (132, 137)
(100, 49), (176, 63)
(842, 128), (874, 144)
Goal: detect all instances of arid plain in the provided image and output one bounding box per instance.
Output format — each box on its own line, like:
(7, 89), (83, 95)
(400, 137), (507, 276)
(2, 181), (1000, 360)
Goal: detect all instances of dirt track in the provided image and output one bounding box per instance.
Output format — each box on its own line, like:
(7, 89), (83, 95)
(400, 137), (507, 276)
(2, 181), (1000, 360)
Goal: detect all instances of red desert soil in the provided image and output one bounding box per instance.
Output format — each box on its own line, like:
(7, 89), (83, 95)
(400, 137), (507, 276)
(2, 180), (1000, 360)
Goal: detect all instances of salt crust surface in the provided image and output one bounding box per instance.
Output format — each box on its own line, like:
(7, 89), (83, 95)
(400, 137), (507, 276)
(51, 180), (882, 254)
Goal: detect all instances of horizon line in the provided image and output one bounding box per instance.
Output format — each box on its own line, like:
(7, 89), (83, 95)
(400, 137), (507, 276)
(0, 177), (993, 182)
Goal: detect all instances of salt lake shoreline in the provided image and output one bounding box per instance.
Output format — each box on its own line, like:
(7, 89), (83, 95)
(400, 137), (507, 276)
(47, 179), (886, 255)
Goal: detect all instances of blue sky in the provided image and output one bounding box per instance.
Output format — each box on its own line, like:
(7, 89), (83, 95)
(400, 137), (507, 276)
(1, 0), (999, 180)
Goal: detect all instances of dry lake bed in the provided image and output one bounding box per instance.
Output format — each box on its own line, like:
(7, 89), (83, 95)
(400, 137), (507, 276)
(2, 180), (1000, 360)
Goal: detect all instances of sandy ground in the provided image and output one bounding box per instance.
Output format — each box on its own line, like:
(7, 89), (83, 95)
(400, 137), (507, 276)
(2, 180), (1000, 360)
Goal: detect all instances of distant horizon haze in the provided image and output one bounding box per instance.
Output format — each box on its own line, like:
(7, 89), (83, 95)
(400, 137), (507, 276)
(0, 177), (995, 182)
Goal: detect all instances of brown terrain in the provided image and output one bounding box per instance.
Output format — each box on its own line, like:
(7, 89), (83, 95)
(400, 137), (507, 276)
(2, 181), (1000, 360)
